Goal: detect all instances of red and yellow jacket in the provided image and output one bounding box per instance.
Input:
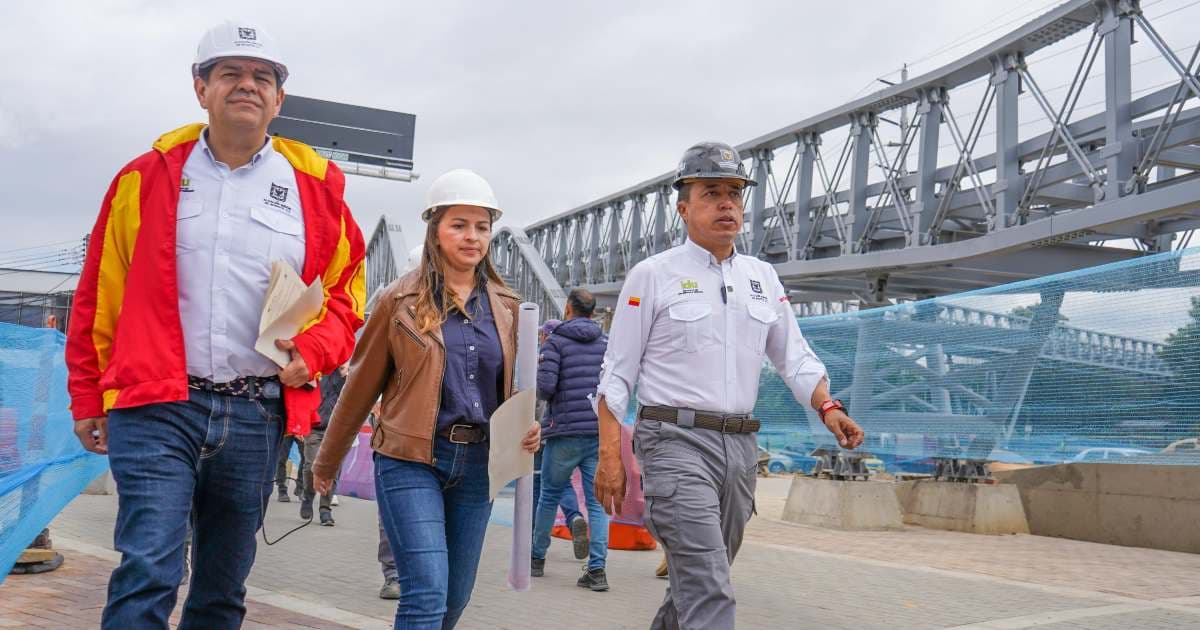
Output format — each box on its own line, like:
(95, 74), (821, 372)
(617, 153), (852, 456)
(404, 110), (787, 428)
(66, 123), (367, 436)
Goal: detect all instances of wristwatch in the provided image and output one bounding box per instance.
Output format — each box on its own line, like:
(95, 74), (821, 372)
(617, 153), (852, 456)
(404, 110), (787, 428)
(818, 399), (845, 423)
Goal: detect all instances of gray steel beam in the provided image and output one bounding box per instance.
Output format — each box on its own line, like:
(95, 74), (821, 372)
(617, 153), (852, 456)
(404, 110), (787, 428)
(915, 89), (944, 242)
(751, 149), (770, 255)
(993, 53), (1022, 228)
(849, 114), (874, 250)
(1102, 0), (1136, 201)
(794, 134), (818, 260)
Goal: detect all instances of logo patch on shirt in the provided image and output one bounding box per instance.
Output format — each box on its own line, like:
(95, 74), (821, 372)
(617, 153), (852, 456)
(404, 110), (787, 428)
(679, 279), (703, 295)
(263, 183), (296, 215)
(627, 297), (642, 307)
(750, 280), (763, 294)
(270, 183), (289, 203)
(179, 177), (194, 193)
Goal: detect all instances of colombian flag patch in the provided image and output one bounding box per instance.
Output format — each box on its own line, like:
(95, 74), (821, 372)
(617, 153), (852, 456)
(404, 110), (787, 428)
(628, 297), (642, 307)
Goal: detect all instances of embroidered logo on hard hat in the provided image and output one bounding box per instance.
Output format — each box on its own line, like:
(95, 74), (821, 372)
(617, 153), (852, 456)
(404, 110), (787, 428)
(720, 149), (734, 161)
(238, 27), (257, 41)
(270, 183), (289, 203)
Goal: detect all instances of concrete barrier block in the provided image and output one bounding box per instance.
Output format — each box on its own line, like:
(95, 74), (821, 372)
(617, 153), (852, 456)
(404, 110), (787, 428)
(896, 480), (1029, 535)
(781, 476), (903, 530)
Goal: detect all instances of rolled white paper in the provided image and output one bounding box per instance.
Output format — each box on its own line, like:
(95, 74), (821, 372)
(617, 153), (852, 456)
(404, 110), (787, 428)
(508, 302), (539, 592)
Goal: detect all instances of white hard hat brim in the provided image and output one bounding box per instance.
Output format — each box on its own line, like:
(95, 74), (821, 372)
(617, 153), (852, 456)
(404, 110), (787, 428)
(191, 55), (289, 84)
(421, 204), (503, 223)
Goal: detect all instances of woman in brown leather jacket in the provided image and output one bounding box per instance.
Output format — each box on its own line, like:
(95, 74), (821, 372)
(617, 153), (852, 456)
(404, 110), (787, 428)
(311, 169), (539, 629)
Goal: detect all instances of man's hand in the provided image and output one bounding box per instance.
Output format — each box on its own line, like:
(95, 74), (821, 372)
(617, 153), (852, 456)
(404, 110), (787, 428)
(823, 410), (865, 449)
(74, 417), (109, 455)
(275, 338), (311, 388)
(594, 449), (627, 517)
(522, 422), (541, 453)
(313, 471), (333, 497)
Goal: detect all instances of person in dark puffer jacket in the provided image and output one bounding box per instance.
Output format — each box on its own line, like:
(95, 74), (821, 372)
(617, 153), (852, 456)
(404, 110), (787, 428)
(530, 288), (611, 591)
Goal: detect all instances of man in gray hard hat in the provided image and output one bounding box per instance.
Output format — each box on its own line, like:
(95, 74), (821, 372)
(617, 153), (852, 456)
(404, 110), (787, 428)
(594, 142), (864, 628)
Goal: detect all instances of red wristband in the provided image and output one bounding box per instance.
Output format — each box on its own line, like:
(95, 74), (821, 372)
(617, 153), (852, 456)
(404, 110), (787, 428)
(818, 399), (844, 422)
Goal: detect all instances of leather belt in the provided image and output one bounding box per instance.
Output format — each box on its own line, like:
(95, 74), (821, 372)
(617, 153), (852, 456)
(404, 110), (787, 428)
(638, 406), (760, 434)
(438, 423), (488, 444)
(187, 375), (282, 400)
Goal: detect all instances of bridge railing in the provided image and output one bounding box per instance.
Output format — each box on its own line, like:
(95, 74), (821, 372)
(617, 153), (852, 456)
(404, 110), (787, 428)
(505, 0), (1200, 301)
(492, 227), (567, 320)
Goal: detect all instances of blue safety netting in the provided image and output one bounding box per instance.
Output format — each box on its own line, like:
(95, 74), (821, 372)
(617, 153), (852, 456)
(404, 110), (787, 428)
(0, 323), (108, 583)
(755, 247), (1200, 473)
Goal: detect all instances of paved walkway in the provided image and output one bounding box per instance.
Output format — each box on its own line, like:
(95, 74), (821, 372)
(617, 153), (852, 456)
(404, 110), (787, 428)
(3, 477), (1200, 628)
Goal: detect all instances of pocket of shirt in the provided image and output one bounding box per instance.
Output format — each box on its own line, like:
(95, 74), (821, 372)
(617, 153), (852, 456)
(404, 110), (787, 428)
(176, 200), (206, 253)
(744, 303), (779, 354)
(249, 206), (305, 268)
(667, 302), (713, 353)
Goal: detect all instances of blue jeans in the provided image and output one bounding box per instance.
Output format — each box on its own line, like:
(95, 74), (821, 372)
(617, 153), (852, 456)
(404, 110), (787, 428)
(533, 448), (582, 524)
(531, 435), (609, 570)
(103, 390), (283, 630)
(375, 438), (493, 629)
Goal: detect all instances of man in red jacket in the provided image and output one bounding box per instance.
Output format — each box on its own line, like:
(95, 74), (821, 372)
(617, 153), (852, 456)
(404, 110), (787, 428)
(66, 20), (365, 629)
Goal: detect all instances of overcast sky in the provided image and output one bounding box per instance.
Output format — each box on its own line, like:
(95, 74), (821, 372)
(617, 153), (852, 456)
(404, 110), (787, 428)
(1, 0), (1087, 263)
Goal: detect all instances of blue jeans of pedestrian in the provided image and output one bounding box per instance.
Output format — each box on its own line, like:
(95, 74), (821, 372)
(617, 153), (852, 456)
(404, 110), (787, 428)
(102, 389), (283, 630)
(533, 448), (582, 524)
(531, 435), (609, 570)
(375, 437), (493, 630)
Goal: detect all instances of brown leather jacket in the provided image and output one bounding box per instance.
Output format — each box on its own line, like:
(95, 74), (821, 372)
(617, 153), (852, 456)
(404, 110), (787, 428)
(312, 270), (520, 478)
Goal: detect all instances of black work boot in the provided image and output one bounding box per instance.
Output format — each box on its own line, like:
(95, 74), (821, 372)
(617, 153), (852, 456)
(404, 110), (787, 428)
(299, 498), (314, 521)
(277, 485), (290, 503)
(531, 557), (545, 577)
(577, 567), (609, 592)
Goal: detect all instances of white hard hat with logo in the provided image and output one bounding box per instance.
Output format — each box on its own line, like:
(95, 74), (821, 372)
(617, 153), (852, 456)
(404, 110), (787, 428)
(421, 169), (503, 222)
(192, 21), (289, 85)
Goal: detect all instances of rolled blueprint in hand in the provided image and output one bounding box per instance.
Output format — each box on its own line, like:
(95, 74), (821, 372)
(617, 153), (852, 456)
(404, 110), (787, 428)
(509, 302), (539, 592)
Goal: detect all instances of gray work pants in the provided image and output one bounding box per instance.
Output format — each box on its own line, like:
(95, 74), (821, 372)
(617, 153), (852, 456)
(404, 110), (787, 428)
(634, 419), (758, 630)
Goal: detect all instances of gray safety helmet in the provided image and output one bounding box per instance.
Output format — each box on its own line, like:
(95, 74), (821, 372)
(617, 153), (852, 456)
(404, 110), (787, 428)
(671, 141), (756, 190)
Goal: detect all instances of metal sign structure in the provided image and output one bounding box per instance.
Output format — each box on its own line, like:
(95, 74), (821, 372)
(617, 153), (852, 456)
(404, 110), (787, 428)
(269, 95), (417, 182)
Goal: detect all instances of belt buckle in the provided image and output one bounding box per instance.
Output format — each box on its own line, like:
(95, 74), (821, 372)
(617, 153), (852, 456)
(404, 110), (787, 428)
(448, 424), (472, 444)
(724, 417), (743, 434)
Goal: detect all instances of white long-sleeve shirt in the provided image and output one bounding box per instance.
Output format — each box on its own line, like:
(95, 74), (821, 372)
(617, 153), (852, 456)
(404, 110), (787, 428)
(177, 129), (306, 381)
(598, 238), (827, 419)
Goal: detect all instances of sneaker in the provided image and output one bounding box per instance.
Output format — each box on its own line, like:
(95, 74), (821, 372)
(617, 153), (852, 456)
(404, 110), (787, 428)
(379, 578), (400, 600)
(319, 511), (335, 527)
(331, 495), (340, 506)
(577, 567), (609, 592)
(277, 486), (290, 503)
(530, 557), (545, 577)
(299, 498), (313, 521)
(569, 516), (589, 561)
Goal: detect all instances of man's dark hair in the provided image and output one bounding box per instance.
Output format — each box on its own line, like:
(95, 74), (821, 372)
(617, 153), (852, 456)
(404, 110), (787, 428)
(567, 288), (596, 318)
(676, 182), (693, 204)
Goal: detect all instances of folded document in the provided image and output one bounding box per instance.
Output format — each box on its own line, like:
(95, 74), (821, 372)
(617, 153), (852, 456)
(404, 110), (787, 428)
(255, 261), (324, 368)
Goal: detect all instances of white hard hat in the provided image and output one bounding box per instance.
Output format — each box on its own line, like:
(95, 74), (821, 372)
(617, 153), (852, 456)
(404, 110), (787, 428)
(192, 21), (289, 85)
(421, 169), (503, 222)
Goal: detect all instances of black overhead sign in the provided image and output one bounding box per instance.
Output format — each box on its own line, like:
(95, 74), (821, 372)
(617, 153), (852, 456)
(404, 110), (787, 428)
(269, 95), (415, 171)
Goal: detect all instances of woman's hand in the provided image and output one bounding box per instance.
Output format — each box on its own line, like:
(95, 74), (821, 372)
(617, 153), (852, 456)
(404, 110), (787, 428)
(521, 422), (541, 453)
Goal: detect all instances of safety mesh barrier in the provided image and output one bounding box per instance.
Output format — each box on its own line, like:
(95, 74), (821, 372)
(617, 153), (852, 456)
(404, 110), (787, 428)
(754, 247), (1200, 473)
(0, 323), (107, 582)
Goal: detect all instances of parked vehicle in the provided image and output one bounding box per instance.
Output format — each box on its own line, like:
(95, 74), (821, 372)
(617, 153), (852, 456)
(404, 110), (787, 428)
(1071, 447), (1151, 462)
(1162, 438), (1200, 454)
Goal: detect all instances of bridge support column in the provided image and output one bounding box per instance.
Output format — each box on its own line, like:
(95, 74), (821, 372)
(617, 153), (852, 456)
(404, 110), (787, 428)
(629, 194), (645, 266)
(848, 112), (875, 251)
(1102, 0), (1136, 203)
(750, 148), (771, 255)
(606, 203), (621, 282)
(793, 134), (818, 261)
(992, 54), (1022, 229)
(914, 89), (944, 244)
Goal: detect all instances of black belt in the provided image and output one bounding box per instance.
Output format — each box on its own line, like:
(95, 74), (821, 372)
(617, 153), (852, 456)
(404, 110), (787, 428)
(438, 423), (488, 444)
(638, 406), (760, 434)
(187, 375), (282, 400)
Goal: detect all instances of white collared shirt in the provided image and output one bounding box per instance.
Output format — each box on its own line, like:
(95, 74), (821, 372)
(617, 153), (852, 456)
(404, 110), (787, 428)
(598, 238), (827, 418)
(177, 129), (306, 381)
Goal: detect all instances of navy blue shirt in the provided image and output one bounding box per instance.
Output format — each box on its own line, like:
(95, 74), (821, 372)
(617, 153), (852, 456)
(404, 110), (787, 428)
(436, 287), (504, 431)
